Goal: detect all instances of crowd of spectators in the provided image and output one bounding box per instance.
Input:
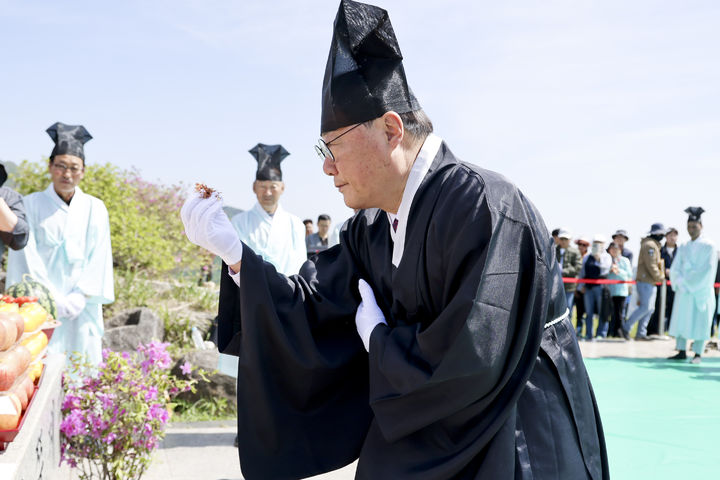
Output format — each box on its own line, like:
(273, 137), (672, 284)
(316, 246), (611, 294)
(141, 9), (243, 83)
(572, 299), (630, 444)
(552, 224), (720, 353)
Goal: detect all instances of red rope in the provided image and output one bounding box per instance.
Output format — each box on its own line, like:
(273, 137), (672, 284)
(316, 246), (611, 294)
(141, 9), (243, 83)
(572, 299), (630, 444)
(562, 278), (720, 287)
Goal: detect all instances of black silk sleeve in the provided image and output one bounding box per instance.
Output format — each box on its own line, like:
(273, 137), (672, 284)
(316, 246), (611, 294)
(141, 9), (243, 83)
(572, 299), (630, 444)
(216, 240), (373, 480)
(366, 172), (554, 444)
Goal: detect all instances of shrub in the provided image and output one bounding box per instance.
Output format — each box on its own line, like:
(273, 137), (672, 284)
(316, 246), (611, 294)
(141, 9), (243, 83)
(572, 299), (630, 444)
(60, 342), (204, 480)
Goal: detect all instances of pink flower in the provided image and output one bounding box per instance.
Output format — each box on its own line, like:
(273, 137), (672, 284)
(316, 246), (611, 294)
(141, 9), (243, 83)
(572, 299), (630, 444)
(180, 361), (192, 375)
(60, 409), (87, 437)
(144, 386), (158, 401)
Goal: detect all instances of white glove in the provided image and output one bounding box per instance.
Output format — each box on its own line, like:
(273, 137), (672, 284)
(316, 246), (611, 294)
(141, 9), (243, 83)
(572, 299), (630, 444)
(355, 279), (387, 352)
(180, 192), (243, 266)
(57, 291), (87, 320)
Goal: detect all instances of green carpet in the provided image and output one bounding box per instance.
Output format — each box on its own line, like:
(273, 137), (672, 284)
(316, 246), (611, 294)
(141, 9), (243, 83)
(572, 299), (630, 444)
(584, 358), (720, 479)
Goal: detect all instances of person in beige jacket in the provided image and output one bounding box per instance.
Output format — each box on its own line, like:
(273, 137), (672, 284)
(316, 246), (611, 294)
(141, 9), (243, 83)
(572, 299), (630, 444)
(622, 223), (666, 340)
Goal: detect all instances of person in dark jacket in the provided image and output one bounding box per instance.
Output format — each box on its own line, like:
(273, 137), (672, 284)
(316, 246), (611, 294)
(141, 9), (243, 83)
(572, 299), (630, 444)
(0, 164), (29, 261)
(647, 227), (678, 335)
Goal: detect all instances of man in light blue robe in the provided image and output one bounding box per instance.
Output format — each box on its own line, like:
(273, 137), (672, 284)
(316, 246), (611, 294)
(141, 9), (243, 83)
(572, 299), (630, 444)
(667, 207), (716, 364)
(7, 122), (114, 366)
(218, 143), (306, 378)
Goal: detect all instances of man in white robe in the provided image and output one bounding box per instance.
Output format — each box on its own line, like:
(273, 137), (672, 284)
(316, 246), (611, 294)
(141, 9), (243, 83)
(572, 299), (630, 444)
(668, 207), (716, 364)
(218, 143), (305, 378)
(7, 122), (114, 366)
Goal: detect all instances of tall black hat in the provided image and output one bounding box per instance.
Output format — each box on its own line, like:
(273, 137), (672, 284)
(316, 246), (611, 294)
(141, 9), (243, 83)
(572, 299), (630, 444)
(249, 144), (289, 182)
(46, 122), (92, 161)
(320, 0), (420, 133)
(685, 206), (705, 223)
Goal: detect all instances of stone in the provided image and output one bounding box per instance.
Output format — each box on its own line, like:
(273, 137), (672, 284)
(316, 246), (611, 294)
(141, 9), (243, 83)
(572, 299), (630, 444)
(103, 307), (164, 352)
(171, 349), (236, 406)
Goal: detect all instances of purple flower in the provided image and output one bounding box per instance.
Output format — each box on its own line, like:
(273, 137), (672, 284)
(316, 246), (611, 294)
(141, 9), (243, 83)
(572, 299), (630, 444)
(62, 394), (81, 411)
(148, 403), (169, 424)
(96, 393), (115, 410)
(180, 361), (192, 375)
(144, 386), (158, 401)
(60, 409), (87, 437)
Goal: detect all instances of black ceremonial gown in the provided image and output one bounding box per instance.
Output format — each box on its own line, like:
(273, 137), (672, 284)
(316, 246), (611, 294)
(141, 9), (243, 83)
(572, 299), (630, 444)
(218, 142), (609, 480)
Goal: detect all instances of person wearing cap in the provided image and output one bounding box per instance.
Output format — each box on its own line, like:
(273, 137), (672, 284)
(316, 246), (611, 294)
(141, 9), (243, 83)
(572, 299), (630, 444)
(7, 122), (114, 366)
(667, 208), (717, 364)
(647, 226), (678, 335)
(0, 164), (29, 257)
(612, 229), (633, 264)
(612, 229), (634, 322)
(573, 236), (591, 335)
(556, 229), (582, 315)
(578, 235), (612, 340)
(551, 227), (560, 246)
(181, 1), (608, 478)
(606, 242), (633, 338)
(621, 223), (666, 340)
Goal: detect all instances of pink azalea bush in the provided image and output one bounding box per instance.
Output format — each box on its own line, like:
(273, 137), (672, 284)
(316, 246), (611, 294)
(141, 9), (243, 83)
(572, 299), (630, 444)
(60, 342), (197, 480)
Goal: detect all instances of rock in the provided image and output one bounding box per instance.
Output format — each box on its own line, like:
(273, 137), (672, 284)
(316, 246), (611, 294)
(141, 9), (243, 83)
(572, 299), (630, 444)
(103, 307), (164, 352)
(171, 349), (236, 406)
(185, 311), (215, 336)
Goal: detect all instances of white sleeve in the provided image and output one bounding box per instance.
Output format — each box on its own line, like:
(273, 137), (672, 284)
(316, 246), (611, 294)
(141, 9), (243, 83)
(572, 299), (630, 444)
(228, 266), (241, 287)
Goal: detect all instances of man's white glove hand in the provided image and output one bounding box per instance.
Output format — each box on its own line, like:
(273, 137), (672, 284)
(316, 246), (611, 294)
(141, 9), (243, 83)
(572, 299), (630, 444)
(180, 193), (243, 266)
(56, 291), (86, 320)
(355, 279), (387, 352)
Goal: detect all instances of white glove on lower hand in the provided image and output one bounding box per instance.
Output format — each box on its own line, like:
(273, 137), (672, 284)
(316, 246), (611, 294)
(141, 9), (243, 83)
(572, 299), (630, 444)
(355, 279), (387, 352)
(180, 192), (243, 266)
(57, 292), (86, 320)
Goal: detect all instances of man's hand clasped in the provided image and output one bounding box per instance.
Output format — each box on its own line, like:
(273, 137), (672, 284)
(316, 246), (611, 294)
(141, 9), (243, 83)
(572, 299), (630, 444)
(181, 191), (244, 266)
(56, 291), (87, 321)
(355, 279), (387, 352)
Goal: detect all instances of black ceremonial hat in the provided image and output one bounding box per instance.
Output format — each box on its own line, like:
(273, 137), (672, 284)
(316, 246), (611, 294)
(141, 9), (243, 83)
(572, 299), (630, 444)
(46, 122), (92, 161)
(685, 206), (705, 223)
(249, 144), (290, 182)
(320, 0), (420, 133)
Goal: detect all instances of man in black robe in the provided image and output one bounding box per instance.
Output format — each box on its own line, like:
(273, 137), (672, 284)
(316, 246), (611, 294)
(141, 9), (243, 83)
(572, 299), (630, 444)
(181, 1), (609, 478)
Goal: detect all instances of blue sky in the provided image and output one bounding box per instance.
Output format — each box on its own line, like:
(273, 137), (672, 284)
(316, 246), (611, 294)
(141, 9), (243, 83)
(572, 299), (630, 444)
(1, 0), (719, 257)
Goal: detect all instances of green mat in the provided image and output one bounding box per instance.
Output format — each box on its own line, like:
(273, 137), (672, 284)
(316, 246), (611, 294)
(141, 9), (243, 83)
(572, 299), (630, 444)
(585, 358), (720, 479)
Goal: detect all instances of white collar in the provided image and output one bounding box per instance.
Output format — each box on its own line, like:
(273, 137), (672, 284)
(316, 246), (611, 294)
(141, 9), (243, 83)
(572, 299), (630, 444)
(252, 202), (284, 221)
(44, 183), (83, 211)
(387, 133), (442, 267)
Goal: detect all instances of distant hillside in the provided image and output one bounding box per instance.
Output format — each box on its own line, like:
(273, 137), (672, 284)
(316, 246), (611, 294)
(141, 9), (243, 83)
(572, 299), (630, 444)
(223, 206), (243, 218)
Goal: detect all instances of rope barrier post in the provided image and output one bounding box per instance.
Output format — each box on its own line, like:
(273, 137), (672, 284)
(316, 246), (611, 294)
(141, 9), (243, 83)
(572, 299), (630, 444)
(658, 280), (667, 337)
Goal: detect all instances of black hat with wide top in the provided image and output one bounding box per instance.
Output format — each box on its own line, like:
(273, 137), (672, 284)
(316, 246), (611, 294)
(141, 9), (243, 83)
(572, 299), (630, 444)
(46, 122), (92, 161)
(320, 0), (420, 133)
(249, 144), (289, 182)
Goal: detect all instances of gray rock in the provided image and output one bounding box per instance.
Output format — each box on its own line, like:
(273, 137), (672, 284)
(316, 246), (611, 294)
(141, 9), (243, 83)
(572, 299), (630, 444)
(103, 307), (164, 352)
(171, 349), (236, 406)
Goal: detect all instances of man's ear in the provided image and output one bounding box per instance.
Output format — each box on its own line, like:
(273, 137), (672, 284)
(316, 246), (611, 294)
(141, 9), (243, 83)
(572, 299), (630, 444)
(382, 111), (403, 149)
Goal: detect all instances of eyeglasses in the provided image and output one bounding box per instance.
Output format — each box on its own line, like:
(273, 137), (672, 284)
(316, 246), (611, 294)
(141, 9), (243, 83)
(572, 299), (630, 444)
(52, 163), (83, 174)
(314, 123), (362, 163)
